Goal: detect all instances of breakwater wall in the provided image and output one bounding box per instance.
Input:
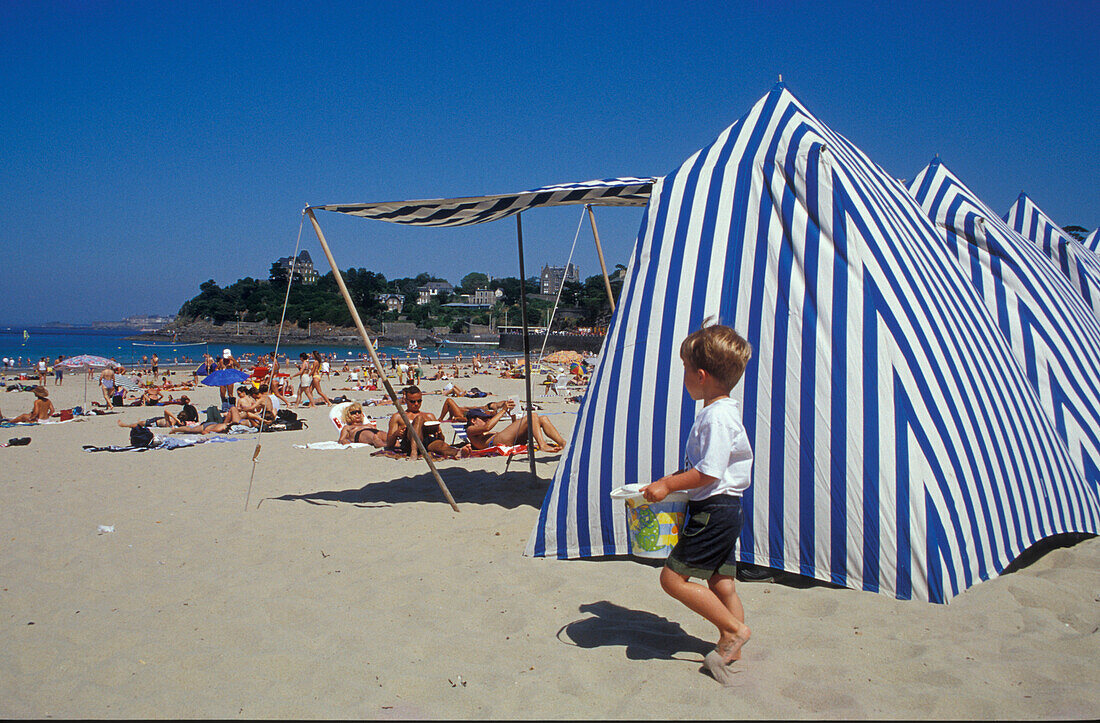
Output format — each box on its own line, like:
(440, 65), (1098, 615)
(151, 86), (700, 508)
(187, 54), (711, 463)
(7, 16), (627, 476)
(498, 332), (604, 354)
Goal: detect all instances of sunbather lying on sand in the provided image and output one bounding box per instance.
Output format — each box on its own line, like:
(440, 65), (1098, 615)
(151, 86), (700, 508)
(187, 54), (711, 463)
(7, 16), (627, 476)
(438, 397), (514, 424)
(464, 406), (565, 452)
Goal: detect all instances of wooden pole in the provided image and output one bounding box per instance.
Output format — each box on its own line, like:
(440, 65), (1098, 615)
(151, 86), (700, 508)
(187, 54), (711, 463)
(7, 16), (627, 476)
(586, 204), (616, 314)
(305, 208), (460, 512)
(515, 212), (538, 476)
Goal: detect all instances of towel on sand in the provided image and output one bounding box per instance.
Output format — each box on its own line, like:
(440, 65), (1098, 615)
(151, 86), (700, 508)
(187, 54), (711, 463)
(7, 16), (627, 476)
(294, 441), (372, 450)
(82, 436), (241, 453)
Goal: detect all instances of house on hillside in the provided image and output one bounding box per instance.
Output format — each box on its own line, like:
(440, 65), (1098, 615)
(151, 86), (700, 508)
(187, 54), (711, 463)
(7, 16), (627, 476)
(417, 281), (454, 305)
(377, 293), (405, 312)
(540, 263), (579, 295)
(272, 250), (319, 284)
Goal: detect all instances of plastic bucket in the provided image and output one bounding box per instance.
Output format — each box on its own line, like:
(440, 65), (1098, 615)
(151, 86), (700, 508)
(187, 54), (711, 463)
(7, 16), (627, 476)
(611, 485), (689, 559)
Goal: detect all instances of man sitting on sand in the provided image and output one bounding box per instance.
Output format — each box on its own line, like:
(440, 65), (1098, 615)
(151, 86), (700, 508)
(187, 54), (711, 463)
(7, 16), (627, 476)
(464, 405), (566, 453)
(385, 386), (468, 459)
(9, 386), (56, 424)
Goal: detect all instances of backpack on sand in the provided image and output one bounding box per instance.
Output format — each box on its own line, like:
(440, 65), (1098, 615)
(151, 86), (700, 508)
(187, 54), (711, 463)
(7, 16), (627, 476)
(129, 425), (156, 448)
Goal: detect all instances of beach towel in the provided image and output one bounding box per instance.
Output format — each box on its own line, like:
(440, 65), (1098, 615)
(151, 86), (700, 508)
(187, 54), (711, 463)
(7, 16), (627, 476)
(467, 444), (528, 457)
(293, 441), (372, 450)
(82, 436), (241, 453)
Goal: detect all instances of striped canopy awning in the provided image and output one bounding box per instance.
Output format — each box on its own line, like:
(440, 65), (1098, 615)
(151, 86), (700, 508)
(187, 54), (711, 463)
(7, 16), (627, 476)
(310, 177), (656, 227)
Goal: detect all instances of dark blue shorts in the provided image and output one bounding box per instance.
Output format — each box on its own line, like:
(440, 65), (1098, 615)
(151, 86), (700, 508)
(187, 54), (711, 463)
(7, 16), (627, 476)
(665, 494), (742, 580)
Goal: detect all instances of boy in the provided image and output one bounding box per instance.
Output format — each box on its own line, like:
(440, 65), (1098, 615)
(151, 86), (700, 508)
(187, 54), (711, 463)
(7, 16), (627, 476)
(641, 323), (754, 686)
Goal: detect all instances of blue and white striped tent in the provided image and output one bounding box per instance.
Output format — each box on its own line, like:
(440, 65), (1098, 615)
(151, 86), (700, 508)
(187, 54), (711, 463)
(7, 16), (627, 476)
(525, 84), (1100, 603)
(908, 158), (1100, 492)
(1085, 229), (1099, 254)
(1004, 193), (1100, 318)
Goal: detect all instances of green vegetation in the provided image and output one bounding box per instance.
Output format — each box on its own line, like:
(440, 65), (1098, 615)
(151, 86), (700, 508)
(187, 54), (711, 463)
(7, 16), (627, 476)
(177, 266), (624, 332)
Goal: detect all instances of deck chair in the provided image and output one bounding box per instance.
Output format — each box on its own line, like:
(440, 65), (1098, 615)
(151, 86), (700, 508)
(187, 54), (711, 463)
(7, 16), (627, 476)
(329, 401), (352, 430)
(450, 422), (469, 446)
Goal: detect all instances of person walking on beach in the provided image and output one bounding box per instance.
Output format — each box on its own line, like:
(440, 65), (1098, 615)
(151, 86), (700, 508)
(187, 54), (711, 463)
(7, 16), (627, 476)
(54, 355), (64, 386)
(309, 351), (331, 406)
(99, 366), (117, 409)
(266, 350), (291, 408)
(216, 349), (239, 409)
(640, 322), (754, 686)
(293, 352), (317, 407)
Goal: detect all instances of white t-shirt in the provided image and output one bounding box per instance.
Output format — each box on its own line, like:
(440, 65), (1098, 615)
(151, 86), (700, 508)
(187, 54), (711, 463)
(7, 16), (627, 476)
(684, 397), (753, 501)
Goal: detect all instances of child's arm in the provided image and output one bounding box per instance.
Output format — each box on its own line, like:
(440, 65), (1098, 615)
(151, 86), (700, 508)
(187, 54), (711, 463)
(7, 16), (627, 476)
(641, 467), (717, 503)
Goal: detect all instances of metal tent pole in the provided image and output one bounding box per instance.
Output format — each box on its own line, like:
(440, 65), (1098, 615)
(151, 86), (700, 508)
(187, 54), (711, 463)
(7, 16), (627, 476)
(305, 208), (460, 512)
(515, 212), (537, 476)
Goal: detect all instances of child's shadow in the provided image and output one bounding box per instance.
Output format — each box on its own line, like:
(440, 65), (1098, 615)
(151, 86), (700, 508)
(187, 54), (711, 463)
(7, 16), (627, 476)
(557, 601), (711, 661)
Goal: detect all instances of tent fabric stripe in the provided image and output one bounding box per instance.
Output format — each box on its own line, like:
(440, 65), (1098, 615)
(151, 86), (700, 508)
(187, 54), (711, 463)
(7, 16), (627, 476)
(313, 177), (656, 227)
(1085, 229), (1100, 254)
(526, 84), (1097, 603)
(1004, 193), (1100, 319)
(908, 158), (1100, 534)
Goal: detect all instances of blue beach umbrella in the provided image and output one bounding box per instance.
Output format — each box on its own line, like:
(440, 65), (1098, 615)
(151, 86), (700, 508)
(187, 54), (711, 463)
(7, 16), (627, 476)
(201, 368), (250, 387)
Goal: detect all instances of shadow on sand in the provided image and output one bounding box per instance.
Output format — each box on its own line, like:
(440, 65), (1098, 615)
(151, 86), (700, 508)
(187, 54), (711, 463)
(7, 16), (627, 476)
(557, 600), (712, 661)
(263, 467), (548, 509)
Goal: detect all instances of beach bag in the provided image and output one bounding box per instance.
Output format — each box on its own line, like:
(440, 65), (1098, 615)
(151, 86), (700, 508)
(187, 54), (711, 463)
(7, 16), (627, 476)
(276, 409), (298, 423)
(58, 409), (73, 421)
(205, 406), (223, 424)
(129, 425), (156, 448)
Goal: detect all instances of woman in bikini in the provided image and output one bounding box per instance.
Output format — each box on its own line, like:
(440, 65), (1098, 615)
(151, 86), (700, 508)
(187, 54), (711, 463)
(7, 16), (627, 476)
(308, 351), (331, 406)
(293, 352), (317, 408)
(464, 406), (566, 452)
(337, 402), (388, 447)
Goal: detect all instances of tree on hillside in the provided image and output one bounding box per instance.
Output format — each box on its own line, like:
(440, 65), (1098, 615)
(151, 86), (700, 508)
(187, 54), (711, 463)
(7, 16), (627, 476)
(459, 272), (490, 294)
(494, 276), (539, 305)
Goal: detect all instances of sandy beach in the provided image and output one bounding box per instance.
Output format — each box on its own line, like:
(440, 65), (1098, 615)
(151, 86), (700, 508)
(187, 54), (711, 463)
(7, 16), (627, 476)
(1, 363), (1098, 718)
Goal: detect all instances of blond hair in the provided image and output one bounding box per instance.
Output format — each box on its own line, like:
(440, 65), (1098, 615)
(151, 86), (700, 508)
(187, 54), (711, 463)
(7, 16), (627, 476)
(342, 402), (364, 424)
(679, 321), (752, 391)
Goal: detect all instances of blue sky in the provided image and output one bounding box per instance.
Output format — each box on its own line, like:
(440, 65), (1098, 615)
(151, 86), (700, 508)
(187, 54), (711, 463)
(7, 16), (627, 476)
(2, 1), (1096, 324)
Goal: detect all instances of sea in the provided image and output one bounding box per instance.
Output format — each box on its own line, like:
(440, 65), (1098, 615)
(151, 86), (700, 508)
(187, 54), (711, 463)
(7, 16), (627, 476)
(0, 326), (509, 370)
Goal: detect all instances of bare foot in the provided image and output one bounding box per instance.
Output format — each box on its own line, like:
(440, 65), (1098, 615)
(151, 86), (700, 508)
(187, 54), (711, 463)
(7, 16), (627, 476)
(703, 649), (740, 686)
(717, 626), (750, 663)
